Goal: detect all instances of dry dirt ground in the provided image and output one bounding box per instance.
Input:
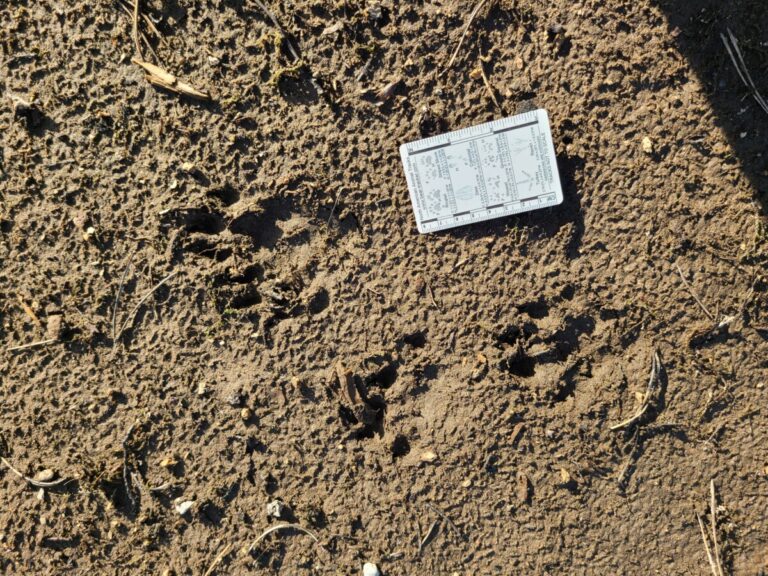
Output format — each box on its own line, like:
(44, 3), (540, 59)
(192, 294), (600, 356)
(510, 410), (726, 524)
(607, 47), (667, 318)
(1, 0), (768, 574)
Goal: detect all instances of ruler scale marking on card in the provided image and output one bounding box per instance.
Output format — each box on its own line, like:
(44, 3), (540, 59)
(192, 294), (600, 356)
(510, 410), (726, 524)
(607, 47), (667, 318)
(399, 109), (563, 234)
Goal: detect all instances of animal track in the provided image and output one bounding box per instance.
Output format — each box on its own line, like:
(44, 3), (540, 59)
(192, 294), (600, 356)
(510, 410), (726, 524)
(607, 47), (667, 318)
(166, 196), (330, 342)
(496, 302), (596, 402)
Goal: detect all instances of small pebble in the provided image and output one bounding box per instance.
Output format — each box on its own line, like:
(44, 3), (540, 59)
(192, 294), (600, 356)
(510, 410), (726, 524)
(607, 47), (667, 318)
(36, 489), (45, 501)
(363, 562), (380, 576)
(160, 456), (178, 469)
(641, 136), (654, 154)
(240, 407), (253, 421)
(174, 499), (195, 516)
(226, 392), (243, 407)
(420, 450), (438, 463)
(35, 469), (55, 482)
(266, 499), (285, 519)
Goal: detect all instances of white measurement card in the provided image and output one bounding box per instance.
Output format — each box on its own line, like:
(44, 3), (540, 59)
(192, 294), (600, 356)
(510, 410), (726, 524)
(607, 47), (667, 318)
(399, 109), (563, 233)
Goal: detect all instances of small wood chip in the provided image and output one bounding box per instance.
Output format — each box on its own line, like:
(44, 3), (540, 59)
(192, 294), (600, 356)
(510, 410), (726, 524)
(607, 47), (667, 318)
(132, 58), (211, 100)
(516, 472), (531, 503)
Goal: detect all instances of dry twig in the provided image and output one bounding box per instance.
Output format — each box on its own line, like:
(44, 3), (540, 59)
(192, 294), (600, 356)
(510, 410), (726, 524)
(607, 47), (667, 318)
(610, 350), (661, 431)
(7, 338), (58, 353)
(247, 523), (320, 553)
(0, 457), (68, 489)
(710, 480), (725, 576)
(122, 0), (210, 99)
(425, 503), (463, 540)
(132, 0), (143, 58)
(203, 543), (234, 576)
(122, 423), (138, 511)
(17, 296), (42, 328)
(116, 0), (160, 60)
(696, 510), (719, 576)
(721, 28), (768, 115)
(251, 0), (300, 61)
(696, 480), (726, 576)
(675, 263), (715, 321)
(422, 276), (442, 312)
(418, 520), (440, 555)
(443, 0), (491, 74)
(115, 271), (178, 342)
(132, 59), (211, 100)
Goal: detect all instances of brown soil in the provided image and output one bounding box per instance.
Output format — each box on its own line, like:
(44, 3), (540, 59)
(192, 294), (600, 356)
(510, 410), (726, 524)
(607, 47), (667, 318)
(1, 0), (767, 574)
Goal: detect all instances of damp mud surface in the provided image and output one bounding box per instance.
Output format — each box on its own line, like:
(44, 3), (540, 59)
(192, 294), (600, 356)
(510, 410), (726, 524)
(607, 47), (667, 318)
(1, 0), (767, 574)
